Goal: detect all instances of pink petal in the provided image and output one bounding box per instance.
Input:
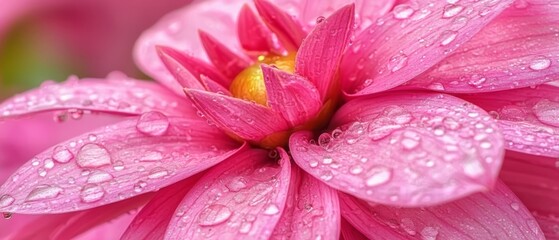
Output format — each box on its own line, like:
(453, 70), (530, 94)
(1, 193), (151, 240)
(340, 0), (514, 96)
(534, 215), (559, 240)
(185, 89), (289, 142)
(262, 65), (322, 127)
(271, 169), (340, 239)
(290, 92), (504, 207)
(199, 75), (233, 96)
(295, 4), (354, 101)
(340, 217), (368, 240)
(500, 151), (559, 218)
(404, 2), (559, 92)
(459, 85), (559, 157)
(134, 0), (247, 88)
(198, 30), (252, 79)
(165, 148), (291, 239)
(237, 4), (276, 53)
(156, 46), (210, 91)
(0, 116), (243, 214)
(0, 76), (194, 119)
(340, 181), (544, 239)
(1, 113), (123, 184)
(254, 0), (307, 50)
(297, 0), (396, 32)
(121, 176), (201, 240)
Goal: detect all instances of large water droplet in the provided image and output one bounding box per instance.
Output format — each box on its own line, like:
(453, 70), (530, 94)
(87, 171), (114, 183)
(25, 185), (63, 202)
(80, 184), (105, 203)
(529, 56), (551, 71)
(388, 53), (409, 72)
(393, 4), (415, 19)
(52, 146), (74, 163)
(439, 30), (458, 46)
(197, 204), (233, 226)
(442, 4), (464, 18)
(0, 195), (15, 207)
(532, 99), (559, 127)
(148, 167), (169, 179)
(225, 177), (247, 192)
(136, 111), (170, 136)
(365, 166), (392, 187)
(76, 144), (112, 168)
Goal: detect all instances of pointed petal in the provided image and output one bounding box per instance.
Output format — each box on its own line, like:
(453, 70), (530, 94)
(340, 0), (514, 96)
(0, 76), (193, 119)
(200, 75), (233, 96)
(121, 176), (201, 240)
(290, 92), (504, 207)
(156, 46), (229, 89)
(460, 85), (559, 157)
(340, 182), (544, 239)
(199, 30), (252, 79)
(2, 194), (151, 240)
(271, 169), (340, 239)
(237, 4), (276, 53)
(500, 151), (559, 218)
(185, 89), (289, 142)
(404, 2), (559, 92)
(165, 148), (291, 239)
(134, 0), (247, 88)
(295, 4), (354, 100)
(0, 116), (243, 214)
(262, 65), (321, 127)
(254, 0), (307, 50)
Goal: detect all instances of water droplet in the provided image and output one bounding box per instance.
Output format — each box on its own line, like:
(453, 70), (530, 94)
(350, 165), (364, 175)
(365, 166), (392, 187)
(148, 167), (169, 179)
(468, 74), (487, 88)
(464, 160), (484, 177)
(322, 157), (333, 165)
(316, 16), (325, 24)
(133, 181), (148, 193)
(532, 99), (559, 127)
(136, 111), (170, 136)
(80, 184), (105, 203)
(225, 177), (247, 192)
(0, 195), (15, 207)
(37, 168), (47, 177)
(400, 218), (416, 235)
(320, 170), (334, 181)
(529, 56), (551, 70)
(263, 203), (280, 215)
(197, 204), (232, 226)
(239, 222), (252, 233)
(439, 30), (458, 46)
(393, 4), (415, 19)
(510, 202), (520, 211)
(442, 4), (464, 18)
(113, 161), (125, 171)
(420, 226), (439, 240)
(388, 53), (408, 72)
(76, 144), (112, 168)
(88, 134), (97, 142)
(52, 146), (74, 163)
(25, 185), (63, 202)
(139, 151), (164, 162)
(43, 159), (55, 169)
(309, 160), (319, 168)
(87, 171), (114, 183)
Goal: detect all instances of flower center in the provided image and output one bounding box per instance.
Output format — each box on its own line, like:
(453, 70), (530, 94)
(229, 53), (296, 106)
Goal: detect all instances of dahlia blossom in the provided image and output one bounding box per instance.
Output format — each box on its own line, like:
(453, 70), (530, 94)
(1, 0), (558, 239)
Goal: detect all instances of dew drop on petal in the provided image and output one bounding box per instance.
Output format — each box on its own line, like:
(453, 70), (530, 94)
(442, 4), (464, 18)
(0, 195), (15, 207)
(393, 4), (415, 19)
(87, 171), (114, 183)
(225, 177), (247, 192)
(388, 53), (408, 72)
(463, 160), (484, 177)
(365, 166), (392, 187)
(420, 226), (439, 240)
(25, 185), (63, 202)
(197, 204), (232, 226)
(139, 151), (164, 162)
(52, 146), (74, 163)
(532, 99), (559, 127)
(76, 144), (112, 168)
(133, 180), (148, 193)
(113, 161), (125, 171)
(439, 30), (458, 46)
(263, 203), (280, 215)
(148, 167), (169, 179)
(136, 111), (170, 136)
(80, 184), (105, 203)
(510, 202), (520, 211)
(2, 212), (12, 219)
(529, 56), (551, 71)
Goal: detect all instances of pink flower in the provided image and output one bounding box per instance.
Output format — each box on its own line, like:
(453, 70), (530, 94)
(1, 0), (558, 239)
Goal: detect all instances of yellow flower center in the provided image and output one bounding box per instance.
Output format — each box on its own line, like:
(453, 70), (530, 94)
(229, 53), (296, 106)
